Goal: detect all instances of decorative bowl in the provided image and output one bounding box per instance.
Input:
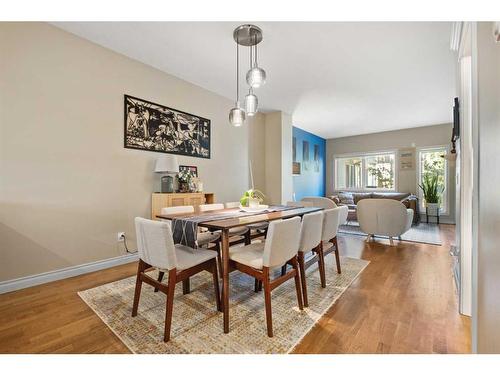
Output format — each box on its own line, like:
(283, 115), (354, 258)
(239, 204), (269, 213)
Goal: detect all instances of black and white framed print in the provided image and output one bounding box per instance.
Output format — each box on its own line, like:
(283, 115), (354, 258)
(179, 165), (198, 177)
(124, 95), (211, 159)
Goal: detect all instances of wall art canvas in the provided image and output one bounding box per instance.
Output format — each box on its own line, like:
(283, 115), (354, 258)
(179, 165), (198, 177)
(124, 95), (211, 159)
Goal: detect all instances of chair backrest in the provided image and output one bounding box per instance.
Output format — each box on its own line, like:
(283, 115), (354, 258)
(299, 211), (324, 253)
(302, 196), (337, 209)
(199, 203), (225, 212)
(225, 202), (240, 209)
(321, 207), (342, 242)
(337, 205), (349, 225)
(286, 201), (314, 207)
(263, 217), (301, 268)
(357, 199), (412, 237)
(161, 205), (195, 215)
(135, 217), (176, 270)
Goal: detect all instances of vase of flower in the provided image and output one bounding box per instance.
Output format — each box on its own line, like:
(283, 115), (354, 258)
(177, 169), (193, 193)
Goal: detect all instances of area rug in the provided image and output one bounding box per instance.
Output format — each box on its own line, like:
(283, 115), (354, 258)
(78, 255), (369, 354)
(339, 221), (442, 245)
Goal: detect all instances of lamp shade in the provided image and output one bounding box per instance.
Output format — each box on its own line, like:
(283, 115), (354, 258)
(154, 156), (179, 173)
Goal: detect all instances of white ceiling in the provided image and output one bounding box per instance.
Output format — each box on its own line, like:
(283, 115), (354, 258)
(53, 22), (455, 139)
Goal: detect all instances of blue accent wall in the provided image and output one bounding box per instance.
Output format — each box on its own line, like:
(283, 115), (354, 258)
(292, 126), (326, 201)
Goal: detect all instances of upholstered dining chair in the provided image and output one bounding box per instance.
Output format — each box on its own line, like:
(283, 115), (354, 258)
(228, 217), (304, 337)
(301, 196), (337, 209)
(132, 217), (220, 342)
(200, 203), (251, 244)
(295, 211), (325, 307)
(159, 205), (221, 285)
(286, 201), (314, 207)
(321, 207), (343, 274)
(225, 201), (269, 241)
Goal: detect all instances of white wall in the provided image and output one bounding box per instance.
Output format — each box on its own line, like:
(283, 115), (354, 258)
(0, 22), (250, 281)
(474, 21), (500, 353)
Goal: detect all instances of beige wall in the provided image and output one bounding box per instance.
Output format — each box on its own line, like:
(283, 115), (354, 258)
(263, 111), (293, 205)
(475, 22), (500, 353)
(0, 22), (251, 281)
(326, 123), (456, 223)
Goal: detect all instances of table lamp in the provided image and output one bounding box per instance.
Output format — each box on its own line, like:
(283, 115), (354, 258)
(154, 156), (179, 193)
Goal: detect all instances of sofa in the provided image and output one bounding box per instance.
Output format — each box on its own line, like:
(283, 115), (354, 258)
(329, 191), (420, 224)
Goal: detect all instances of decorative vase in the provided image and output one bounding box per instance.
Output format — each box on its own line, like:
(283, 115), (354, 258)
(248, 197), (260, 209)
(178, 181), (190, 193)
(426, 202), (440, 216)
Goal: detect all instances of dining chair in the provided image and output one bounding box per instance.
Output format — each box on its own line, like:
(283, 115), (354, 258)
(225, 201), (269, 241)
(200, 203), (251, 244)
(132, 217), (221, 342)
(286, 201), (314, 207)
(295, 211), (325, 307)
(321, 207), (343, 274)
(228, 217), (304, 337)
(159, 206), (221, 286)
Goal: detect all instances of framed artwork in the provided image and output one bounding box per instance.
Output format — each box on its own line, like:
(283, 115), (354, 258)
(313, 144), (320, 172)
(399, 148), (415, 170)
(179, 165), (198, 177)
(302, 140), (310, 171)
(293, 162), (301, 175)
(124, 95), (211, 159)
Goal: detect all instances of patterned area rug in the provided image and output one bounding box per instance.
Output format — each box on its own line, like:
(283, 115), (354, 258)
(78, 255), (368, 354)
(339, 221), (442, 245)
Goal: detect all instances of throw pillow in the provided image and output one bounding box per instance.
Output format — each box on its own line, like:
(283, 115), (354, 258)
(338, 192), (354, 205)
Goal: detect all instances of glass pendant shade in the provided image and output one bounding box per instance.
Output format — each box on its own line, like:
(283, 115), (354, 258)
(229, 103), (246, 127)
(244, 91), (258, 116)
(246, 65), (267, 88)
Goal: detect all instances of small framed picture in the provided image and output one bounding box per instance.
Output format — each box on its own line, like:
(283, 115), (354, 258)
(179, 165), (198, 177)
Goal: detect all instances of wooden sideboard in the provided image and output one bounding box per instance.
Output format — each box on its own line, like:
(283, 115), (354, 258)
(151, 192), (215, 220)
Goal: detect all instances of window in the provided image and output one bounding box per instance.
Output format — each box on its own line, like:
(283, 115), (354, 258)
(418, 147), (448, 213)
(334, 152), (396, 191)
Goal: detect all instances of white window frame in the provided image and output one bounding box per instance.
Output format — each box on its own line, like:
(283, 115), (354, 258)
(333, 150), (398, 192)
(416, 145), (449, 215)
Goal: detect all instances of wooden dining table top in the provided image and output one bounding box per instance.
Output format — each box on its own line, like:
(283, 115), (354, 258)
(156, 206), (323, 230)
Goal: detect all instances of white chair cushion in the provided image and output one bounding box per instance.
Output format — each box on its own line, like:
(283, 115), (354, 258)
(229, 242), (265, 269)
(168, 245), (218, 271)
(197, 231), (220, 246)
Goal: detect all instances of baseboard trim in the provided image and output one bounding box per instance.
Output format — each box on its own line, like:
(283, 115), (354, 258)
(0, 253), (139, 294)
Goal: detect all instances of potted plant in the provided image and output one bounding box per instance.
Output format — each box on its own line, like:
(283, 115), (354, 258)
(177, 169), (193, 193)
(418, 174), (444, 216)
(240, 189), (265, 208)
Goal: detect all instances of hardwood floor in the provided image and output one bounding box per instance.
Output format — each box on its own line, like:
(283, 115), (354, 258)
(0, 224), (470, 353)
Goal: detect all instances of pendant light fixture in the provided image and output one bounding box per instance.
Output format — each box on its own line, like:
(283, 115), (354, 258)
(246, 35), (266, 88)
(229, 32), (245, 127)
(229, 24), (266, 126)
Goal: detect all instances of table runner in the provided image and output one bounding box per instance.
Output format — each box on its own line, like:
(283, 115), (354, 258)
(171, 206), (293, 249)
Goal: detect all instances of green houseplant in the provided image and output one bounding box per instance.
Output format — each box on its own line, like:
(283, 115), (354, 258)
(240, 189), (265, 207)
(418, 174), (444, 214)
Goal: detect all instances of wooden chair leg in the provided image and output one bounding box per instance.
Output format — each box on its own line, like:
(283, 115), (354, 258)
(280, 264), (287, 277)
(262, 267), (273, 337)
(164, 269), (176, 342)
(333, 237), (342, 274)
(254, 278), (260, 293)
(317, 244), (327, 288)
(182, 279), (191, 295)
(244, 230), (251, 245)
(211, 260), (222, 312)
(132, 260), (147, 317)
(290, 257), (304, 310)
(154, 271), (164, 293)
(297, 252), (309, 307)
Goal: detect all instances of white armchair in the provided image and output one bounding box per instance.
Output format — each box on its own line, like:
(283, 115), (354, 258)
(357, 199), (413, 245)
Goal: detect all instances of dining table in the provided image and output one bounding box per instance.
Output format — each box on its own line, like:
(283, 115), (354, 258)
(156, 205), (323, 333)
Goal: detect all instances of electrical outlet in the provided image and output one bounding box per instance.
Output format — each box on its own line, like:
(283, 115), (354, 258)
(117, 232), (125, 242)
